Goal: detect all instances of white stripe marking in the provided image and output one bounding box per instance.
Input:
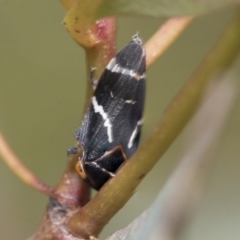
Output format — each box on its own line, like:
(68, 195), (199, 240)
(127, 119), (144, 148)
(106, 58), (116, 70)
(106, 58), (145, 81)
(125, 100), (136, 104)
(88, 161), (115, 177)
(92, 96), (113, 143)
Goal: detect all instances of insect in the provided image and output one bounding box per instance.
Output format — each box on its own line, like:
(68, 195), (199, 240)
(69, 35), (146, 190)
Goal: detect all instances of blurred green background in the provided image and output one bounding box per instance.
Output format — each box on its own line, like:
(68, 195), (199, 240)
(0, 1), (240, 239)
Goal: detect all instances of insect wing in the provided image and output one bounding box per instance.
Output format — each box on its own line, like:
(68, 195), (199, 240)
(76, 36), (146, 162)
(74, 35), (146, 189)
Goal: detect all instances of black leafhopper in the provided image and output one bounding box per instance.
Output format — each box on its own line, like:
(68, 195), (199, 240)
(69, 35), (146, 190)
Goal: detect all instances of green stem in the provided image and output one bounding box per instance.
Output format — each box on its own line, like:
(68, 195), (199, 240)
(67, 9), (240, 238)
(83, 18), (117, 113)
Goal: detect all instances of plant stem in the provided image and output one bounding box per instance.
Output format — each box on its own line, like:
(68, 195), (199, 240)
(0, 131), (52, 195)
(67, 9), (240, 237)
(145, 16), (193, 68)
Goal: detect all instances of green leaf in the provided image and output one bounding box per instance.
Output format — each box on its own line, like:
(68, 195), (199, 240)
(97, 0), (240, 18)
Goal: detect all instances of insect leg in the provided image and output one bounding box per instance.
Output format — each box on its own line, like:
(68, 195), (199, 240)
(67, 147), (78, 155)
